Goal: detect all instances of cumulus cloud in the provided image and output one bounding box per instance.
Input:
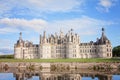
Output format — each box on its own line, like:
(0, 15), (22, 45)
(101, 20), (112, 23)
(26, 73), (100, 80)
(0, 18), (47, 33)
(96, 0), (117, 12)
(0, 27), (19, 34)
(45, 16), (114, 35)
(0, 16), (115, 34)
(0, 16), (114, 35)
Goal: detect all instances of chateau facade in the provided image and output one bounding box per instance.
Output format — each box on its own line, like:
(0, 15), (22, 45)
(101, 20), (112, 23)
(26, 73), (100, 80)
(14, 28), (112, 59)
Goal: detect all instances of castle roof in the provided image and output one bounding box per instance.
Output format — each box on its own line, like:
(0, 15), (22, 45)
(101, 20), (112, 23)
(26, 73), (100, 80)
(97, 28), (110, 44)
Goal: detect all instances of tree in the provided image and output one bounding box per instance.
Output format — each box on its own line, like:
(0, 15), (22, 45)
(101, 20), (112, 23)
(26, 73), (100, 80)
(112, 46), (120, 57)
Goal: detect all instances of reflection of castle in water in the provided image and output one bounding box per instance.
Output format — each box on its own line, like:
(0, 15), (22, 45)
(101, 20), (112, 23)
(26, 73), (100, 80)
(13, 71), (113, 80)
(1, 63), (120, 80)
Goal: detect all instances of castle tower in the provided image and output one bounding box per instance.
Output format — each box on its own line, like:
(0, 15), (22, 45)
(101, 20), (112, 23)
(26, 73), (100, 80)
(14, 32), (25, 59)
(97, 28), (112, 58)
(43, 31), (47, 43)
(100, 27), (109, 44)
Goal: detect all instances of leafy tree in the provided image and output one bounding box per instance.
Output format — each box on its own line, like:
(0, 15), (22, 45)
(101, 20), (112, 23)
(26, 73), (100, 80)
(112, 46), (120, 57)
(0, 55), (14, 59)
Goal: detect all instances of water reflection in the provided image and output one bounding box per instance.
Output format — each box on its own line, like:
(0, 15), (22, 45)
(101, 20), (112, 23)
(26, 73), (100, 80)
(0, 67), (120, 80)
(13, 72), (114, 80)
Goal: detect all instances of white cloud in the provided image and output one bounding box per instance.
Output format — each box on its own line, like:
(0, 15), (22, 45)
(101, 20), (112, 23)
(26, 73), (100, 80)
(0, 16), (115, 35)
(27, 0), (83, 12)
(0, 18), (47, 33)
(0, 0), (84, 18)
(96, 0), (117, 12)
(45, 16), (114, 35)
(0, 0), (18, 18)
(0, 27), (19, 34)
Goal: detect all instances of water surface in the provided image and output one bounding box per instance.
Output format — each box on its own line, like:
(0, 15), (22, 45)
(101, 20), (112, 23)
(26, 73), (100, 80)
(0, 68), (120, 80)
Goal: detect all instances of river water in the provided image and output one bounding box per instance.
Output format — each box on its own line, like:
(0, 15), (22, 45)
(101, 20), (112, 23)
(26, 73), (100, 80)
(0, 73), (120, 80)
(0, 67), (120, 80)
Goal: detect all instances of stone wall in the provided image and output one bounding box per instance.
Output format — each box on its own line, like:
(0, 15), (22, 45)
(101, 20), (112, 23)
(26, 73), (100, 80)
(0, 62), (120, 69)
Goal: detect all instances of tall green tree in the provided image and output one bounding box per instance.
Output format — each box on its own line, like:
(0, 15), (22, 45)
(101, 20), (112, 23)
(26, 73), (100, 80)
(112, 46), (120, 57)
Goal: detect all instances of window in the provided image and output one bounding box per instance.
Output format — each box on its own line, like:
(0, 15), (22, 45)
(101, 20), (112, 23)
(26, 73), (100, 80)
(75, 54), (76, 57)
(107, 49), (108, 51)
(107, 53), (109, 57)
(110, 53), (111, 57)
(95, 49), (96, 53)
(73, 54), (76, 57)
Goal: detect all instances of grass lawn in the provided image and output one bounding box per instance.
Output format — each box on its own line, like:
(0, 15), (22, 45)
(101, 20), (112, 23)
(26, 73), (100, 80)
(0, 58), (120, 62)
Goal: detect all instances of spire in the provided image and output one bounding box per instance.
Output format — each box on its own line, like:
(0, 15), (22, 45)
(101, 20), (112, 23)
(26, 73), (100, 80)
(43, 31), (46, 38)
(71, 28), (73, 32)
(19, 32), (22, 40)
(55, 32), (58, 37)
(102, 27), (105, 36)
(60, 28), (64, 38)
(101, 28), (104, 42)
(40, 35), (42, 44)
(102, 27), (104, 32)
(99, 27), (109, 44)
(43, 31), (47, 43)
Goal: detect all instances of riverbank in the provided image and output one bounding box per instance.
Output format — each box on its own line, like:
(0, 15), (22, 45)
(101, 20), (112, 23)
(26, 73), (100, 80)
(0, 62), (120, 70)
(0, 58), (120, 62)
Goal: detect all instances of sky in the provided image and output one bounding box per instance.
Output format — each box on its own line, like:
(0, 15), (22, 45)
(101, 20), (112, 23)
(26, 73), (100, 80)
(0, 0), (120, 55)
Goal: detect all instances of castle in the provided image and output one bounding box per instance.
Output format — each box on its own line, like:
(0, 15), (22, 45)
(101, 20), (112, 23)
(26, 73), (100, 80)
(14, 28), (112, 59)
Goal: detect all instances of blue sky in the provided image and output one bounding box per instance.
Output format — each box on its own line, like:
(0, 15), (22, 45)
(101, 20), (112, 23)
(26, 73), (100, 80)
(0, 0), (120, 54)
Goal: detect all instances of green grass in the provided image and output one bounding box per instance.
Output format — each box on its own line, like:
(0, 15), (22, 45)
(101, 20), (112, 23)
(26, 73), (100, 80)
(0, 58), (120, 62)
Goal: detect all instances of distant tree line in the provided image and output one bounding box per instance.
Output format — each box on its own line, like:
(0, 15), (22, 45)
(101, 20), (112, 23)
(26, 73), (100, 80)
(0, 54), (14, 59)
(112, 45), (120, 57)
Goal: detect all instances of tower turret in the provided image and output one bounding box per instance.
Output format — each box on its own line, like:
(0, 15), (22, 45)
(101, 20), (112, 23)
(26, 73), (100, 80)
(60, 29), (64, 38)
(40, 35), (42, 44)
(99, 28), (109, 44)
(19, 32), (22, 41)
(101, 28), (105, 40)
(43, 31), (47, 43)
(17, 32), (24, 44)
